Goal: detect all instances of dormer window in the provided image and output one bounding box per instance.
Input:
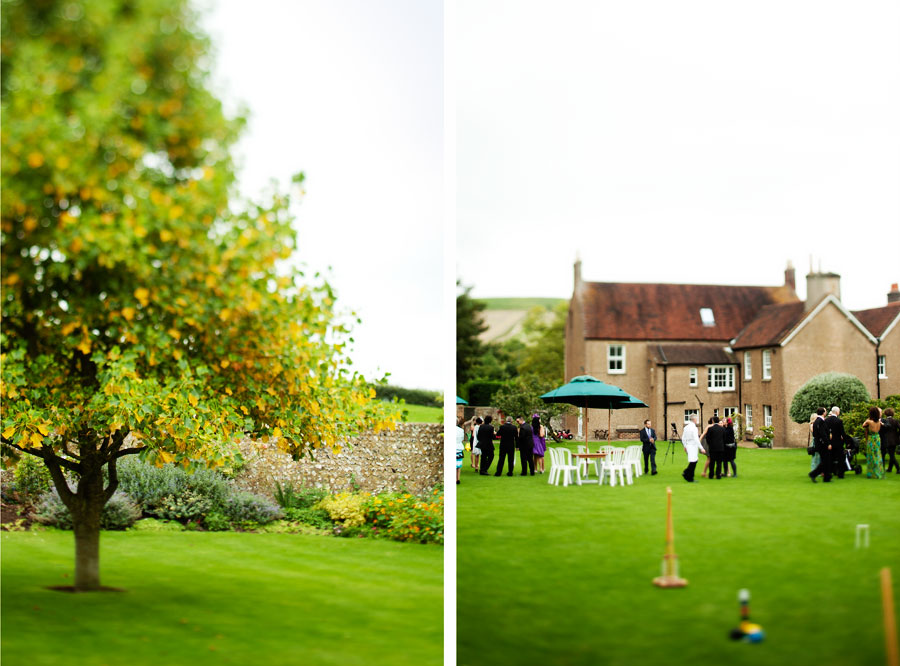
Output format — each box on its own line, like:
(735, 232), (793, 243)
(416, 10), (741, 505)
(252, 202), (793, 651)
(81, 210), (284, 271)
(700, 308), (715, 327)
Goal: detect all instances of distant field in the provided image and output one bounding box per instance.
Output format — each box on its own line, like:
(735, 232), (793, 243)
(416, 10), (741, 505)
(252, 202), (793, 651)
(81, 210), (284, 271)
(402, 404), (442, 423)
(478, 297), (565, 311)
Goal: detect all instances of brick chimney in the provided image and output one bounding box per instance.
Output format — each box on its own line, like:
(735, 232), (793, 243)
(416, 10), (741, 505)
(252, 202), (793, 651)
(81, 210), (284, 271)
(574, 255), (583, 296)
(784, 260), (796, 292)
(806, 270), (841, 311)
(889, 283), (900, 304)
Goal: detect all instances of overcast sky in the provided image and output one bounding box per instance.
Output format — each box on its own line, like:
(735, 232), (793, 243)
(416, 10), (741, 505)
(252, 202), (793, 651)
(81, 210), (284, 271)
(202, 0), (443, 390)
(456, 0), (900, 312)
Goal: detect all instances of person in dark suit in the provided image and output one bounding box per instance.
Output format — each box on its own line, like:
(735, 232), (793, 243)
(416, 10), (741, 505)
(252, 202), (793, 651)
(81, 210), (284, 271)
(639, 419), (658, 475)
(495, 416), (518, 476)
(516, 416), (535, 476)
(824, 406), (846, 479)
(808, 407), (830, 482)
(703, 416), (726, 479)
(477, 415), (495, 475)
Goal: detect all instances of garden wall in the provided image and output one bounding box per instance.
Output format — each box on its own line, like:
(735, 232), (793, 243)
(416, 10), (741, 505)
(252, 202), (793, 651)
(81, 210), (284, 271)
(233, 423), (442, 498)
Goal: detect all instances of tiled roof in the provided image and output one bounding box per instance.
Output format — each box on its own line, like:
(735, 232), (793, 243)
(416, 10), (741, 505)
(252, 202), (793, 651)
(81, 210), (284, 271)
(650, 344), (736, 365)
(581, 282), (797, 341)
(852, 302), (900, 338)
(730, 302), (806, 349)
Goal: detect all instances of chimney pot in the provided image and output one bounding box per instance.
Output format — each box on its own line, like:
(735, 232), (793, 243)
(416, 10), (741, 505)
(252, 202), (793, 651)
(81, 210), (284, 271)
(889, 283), (900, 304)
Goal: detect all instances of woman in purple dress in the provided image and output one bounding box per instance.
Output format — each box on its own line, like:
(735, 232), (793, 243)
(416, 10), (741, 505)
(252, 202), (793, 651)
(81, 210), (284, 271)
(531, 414), (547, 474)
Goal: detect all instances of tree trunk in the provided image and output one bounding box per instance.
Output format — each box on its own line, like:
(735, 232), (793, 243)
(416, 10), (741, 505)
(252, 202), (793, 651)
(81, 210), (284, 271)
(72, 508), (102, 590)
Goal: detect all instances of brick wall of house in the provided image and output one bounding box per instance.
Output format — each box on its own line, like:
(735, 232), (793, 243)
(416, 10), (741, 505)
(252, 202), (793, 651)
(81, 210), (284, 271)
(879, 324), (900, 397)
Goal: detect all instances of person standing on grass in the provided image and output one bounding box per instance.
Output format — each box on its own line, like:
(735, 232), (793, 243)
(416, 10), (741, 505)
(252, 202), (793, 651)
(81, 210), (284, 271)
(808, 408), (829, 482)
(470, 417), (483, 469)
(723, 417), (737, 477)
(639, 419), (658, 475)
(516, 416), (534, 476)
(700, 417), (713, 477)
(881, 408), (899, 474)
(495, 416), (518, 476)
(861, 406), (885, 479)
(702, 416), (725, 479)
(681, 414), (706, 482)
(824, 406), (846, 479)
(531, 414), (547, 474)
(456, 416), (466, 484)
(477, 416), (495, 475)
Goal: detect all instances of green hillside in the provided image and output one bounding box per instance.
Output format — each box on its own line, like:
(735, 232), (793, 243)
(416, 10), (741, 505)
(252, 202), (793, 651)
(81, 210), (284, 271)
(479, 297), (566, 311)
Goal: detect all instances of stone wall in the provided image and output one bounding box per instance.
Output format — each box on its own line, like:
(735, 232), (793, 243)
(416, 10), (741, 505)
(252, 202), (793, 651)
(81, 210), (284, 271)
(233, 422), (443, 499)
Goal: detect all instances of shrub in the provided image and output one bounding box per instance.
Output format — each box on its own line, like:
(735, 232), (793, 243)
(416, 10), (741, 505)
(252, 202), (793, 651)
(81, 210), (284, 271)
(203, 511), (231, 532)
(117, 458), (231, 516)
(34, 490), (142, 530)
(12, 455), (53, 502)
(462, 379), (506, 407)
(284, 506), (334, 530)
(363, 488), (444, 544)
(374, 385), (443, 408)
(155, 490), (213, 522)
(116, 457), (185, 510)
(753, 425), (775, 448)
(224, 491), (282, 525)
(129, 518), (184, 532)
(316, 492), (367, 528)
(256, 520), (328, 535)
(273, 482), (328, 510)
(789, 373), (871, 424)
(842, 395), (900, 441)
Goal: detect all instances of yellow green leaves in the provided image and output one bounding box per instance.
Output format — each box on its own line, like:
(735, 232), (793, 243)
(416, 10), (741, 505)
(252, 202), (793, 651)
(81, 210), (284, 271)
(2, 426), (16, 439)
(29, 432), (44, 447)
(134, 288), (150, 307)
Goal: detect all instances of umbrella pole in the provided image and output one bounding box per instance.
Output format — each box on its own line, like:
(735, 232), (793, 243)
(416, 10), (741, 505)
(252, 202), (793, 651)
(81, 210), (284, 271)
(584, 401), (589, 450)
(608, 409), (612, 444)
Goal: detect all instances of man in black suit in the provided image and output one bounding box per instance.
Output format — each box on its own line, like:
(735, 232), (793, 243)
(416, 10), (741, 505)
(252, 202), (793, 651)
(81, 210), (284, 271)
(808, 407), (831, 482)
(495, 417), (518, 476)
(705, 416), (726, 479)
(824, 406), (846, 479)
(516, 416), (534, 476)
(477, 415), (495, 475)
(639, 419), (658, 475)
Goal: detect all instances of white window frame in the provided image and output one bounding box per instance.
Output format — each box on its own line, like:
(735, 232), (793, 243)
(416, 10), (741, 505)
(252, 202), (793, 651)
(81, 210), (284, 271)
(684, 409), (699, 424)
(607, 344), (625, 375)
(745, 404), (753, 428)
(764, 405), (772, 427)
(762, 349), (772, 380)
(700, 307), (715, 327)
(689, 367), (698, 387)
(724, 407), (737, 419)
(707, 365), (735, 392)
(878, 355), (887, 378)
(744, 351), (751, 380)
(713, 408), (720, 419)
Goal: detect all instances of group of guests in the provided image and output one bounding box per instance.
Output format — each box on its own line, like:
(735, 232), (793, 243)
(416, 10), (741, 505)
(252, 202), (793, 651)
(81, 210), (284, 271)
(457, 414), (548, 478)
(808, 405), (899, 482)
(679, 414), (738, 482)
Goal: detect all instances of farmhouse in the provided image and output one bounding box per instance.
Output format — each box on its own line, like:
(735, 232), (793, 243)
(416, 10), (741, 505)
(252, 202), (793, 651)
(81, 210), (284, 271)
(565, 259), (899, 447)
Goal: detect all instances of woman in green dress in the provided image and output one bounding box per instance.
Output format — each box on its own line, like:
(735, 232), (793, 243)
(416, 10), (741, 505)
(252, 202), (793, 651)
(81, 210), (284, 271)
(861, 406), (885, 479)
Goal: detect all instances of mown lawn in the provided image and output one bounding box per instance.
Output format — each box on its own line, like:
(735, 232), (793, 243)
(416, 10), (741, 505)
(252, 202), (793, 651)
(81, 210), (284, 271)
(1, 531), (442, 666)
(458, 444), (900, 666)
(402, 404), (442, 423)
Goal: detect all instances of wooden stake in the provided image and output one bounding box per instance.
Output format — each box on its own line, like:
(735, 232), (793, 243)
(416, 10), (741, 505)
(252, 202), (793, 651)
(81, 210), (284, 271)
(883, 567), (899, 666)
(653, 486), (687, 588)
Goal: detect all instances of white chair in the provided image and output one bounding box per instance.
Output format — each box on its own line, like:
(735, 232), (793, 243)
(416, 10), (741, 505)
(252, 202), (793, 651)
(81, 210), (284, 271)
(599, 448), (628, 487)
(625, 445), (642, 479)
(547, 447), (560, 485)
(555, 448), (581, 487)
(576, 445), (599, 479)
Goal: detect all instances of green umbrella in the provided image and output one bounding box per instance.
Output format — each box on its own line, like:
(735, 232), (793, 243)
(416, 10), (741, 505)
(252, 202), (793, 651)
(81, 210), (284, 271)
(540, 375), (647, 446)
(456, 396), (468, 405)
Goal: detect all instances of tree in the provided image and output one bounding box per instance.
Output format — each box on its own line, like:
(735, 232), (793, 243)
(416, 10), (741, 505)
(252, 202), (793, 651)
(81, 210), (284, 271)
(789, 372), (871, 424)
(456, 282), (488, 391)
(491, 376), (571, 428)
(516, 302), (567, 385)
(1, 0), (396, 590)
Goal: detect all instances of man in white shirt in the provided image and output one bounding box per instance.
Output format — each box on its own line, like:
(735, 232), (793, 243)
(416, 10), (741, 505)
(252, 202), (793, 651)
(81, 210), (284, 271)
(681, 414), (706, 482)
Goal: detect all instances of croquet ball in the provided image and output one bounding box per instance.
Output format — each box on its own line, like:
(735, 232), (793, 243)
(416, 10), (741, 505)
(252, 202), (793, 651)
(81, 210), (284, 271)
(739, 622), (765, 643)
(728, 628), (745, 641)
